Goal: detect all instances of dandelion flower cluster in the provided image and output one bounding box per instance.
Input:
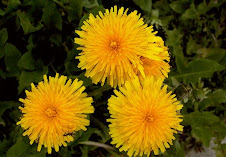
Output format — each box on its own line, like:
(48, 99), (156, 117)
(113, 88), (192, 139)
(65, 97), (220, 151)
(107, 77), (183, 156)
(17, 73), (94, 154)
(17, 5), (182, 157)
(75, 6), (170, 87)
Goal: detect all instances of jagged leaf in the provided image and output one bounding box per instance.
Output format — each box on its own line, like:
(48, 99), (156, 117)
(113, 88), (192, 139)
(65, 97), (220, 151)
(173, 59), (224, 83)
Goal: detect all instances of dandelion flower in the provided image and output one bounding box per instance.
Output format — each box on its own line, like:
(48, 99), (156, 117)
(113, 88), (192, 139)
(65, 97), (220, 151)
(75, 6), (169, 87)
(137, 39), (170, 79)
(139, 57), (170, 78)
(107, 77), (183, 156)
(17, 73), (94, 154)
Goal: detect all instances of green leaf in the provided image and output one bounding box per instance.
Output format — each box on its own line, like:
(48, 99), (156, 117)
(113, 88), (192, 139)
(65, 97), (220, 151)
(6, 0), (21, 13)
(166, 29), (183, 46)
(148, 9), (163, 28)
(184, 111), (221, 147)
(80, 146), (88, 157)
(79, 5), (105, 27)
(186, 37), (202, 55)
(18, 67), (48, 94)
(173, 59), (224, 83)
(150, 9), (159, 19)
(211, 121), (226, 133)
(133, 0), (152, 13)
(0, 9), (5, 16)
(197, 2), (209, 15)
(0, 139), (11, 155)
(181, 4), (199, 20)
(66, 46), (78, 61)
(175, 140), (185, 157)
(0, 28), (8, 46)
(199, 89), (226, 110)
(192, 126), (212, 147)
(68, 0), (84, 22)
(160, 15), (174, 27)
(170, 0), (187, 14)
(198, 98), (212, 110)
(26, 35), (35, 52)
(65, 61), (81, 75)
(91, 116), (110, 142)
(173, 46), (186, 73)
(19, 143), (47, 157)
(76, 128), (100, 143)
(6, 137), (29, 157)
(42, 1), (62, 30)
(183, 111), (220, 126)
(166, 29), (186, 73)
(0, 101), (20, 117)
(18, 52), (36, 70)
(18, 12), (43, 34)
(219, 53), (226, 67)
(4, 43), (22, 76)
(209, 89), (226, 104)
(197, 48), (226, 63)
(196, 1), (223, 15)
(84, 0), (99, 9)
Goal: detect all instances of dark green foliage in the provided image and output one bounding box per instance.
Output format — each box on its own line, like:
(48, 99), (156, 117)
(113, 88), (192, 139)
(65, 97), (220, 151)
(0, 0), (225, 156)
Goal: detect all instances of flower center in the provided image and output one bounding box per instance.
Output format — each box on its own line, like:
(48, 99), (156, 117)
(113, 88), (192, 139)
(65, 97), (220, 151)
(110, 41), (119, 51)
(144, 114), (154, 122)
(45, 107), (58, 118)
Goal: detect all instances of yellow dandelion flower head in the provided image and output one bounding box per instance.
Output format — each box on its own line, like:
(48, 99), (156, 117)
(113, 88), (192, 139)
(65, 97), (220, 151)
(17, 73), (94, 154)
(75, 6), (169, 88)
(107, 77), (183, 156)
(137, 39), (170, 79)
